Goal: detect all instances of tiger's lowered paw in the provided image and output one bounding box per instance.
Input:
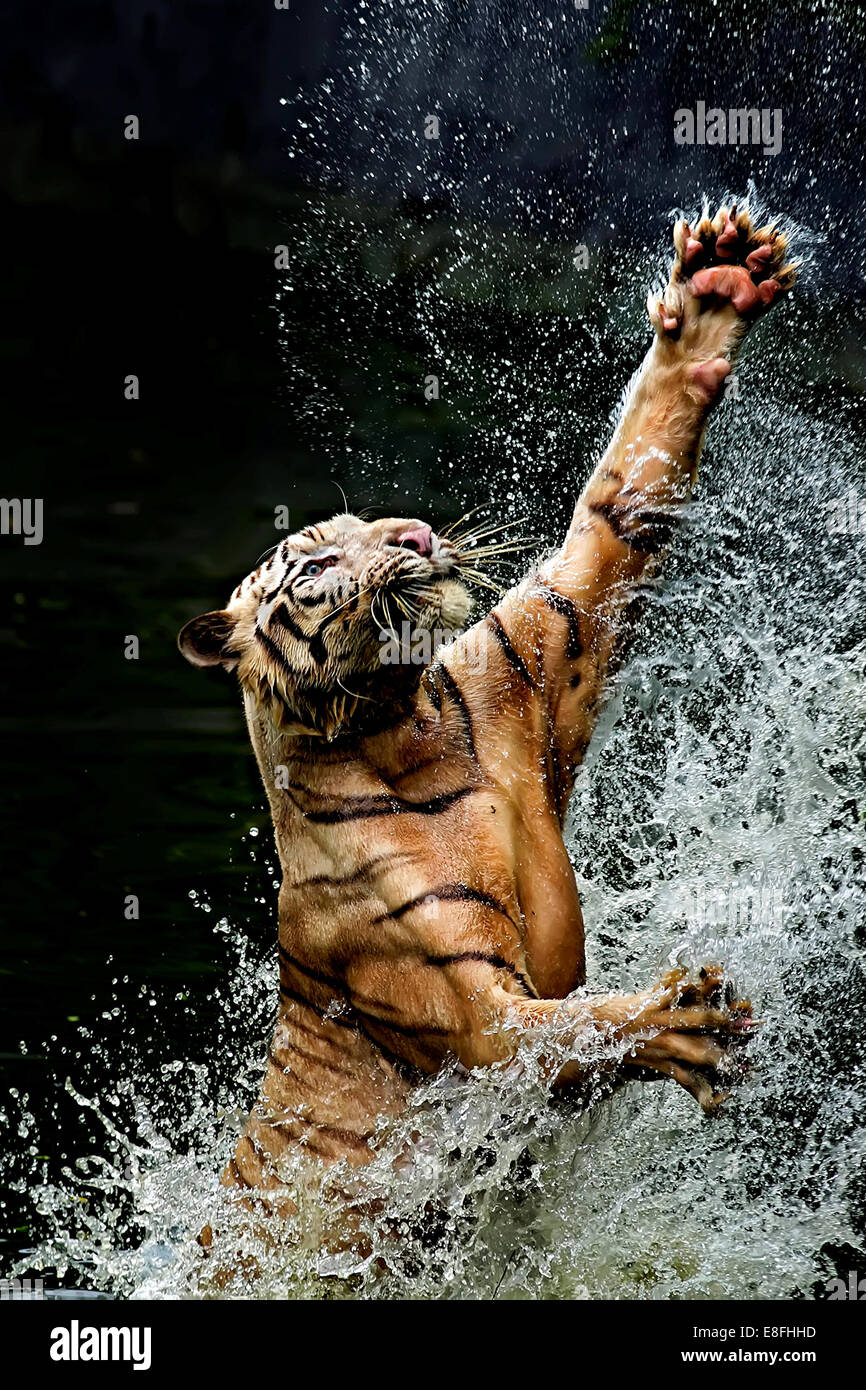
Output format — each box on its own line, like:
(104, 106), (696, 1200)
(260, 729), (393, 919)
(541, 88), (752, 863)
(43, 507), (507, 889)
(620, 964), (757, 1114)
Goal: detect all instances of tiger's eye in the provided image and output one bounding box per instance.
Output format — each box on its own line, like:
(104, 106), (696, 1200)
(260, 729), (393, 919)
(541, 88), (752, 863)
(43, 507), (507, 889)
(304, 561), (323, 576)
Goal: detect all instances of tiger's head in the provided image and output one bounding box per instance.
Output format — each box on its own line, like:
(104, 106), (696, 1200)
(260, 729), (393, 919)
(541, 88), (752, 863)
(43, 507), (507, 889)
(178, 512), (475, 739)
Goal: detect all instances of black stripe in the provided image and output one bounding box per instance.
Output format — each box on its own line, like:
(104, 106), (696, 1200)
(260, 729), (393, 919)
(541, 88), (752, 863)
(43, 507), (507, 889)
(588, 501), (628, 541)
(295, 591), (330, 607)
(281, 950), (403, 1022)
(351, 1019), (427, 1079)
(537, 586), (583, 660)
(281, 950), (401, 1019)
(428, 662), (477, 760)
(425, 676), (443, 712)
(270, 600), (330, 665)
(268, 1047), (322, 1088)
(263, 571), (290, 602)
(351, 1007), (450, 1038)
(372, 882), (515, 926)
(268, 1055), (317, 1093)
(255, 626), (301, 680)
(293, 595), (347, 662)
(282, 945), (463, 1033)
(281, 984), (429, 1080)
(425, 951), (537, 998)
(308, 631), (329, 666)
(279, 944), (344, 993)
(347, 990), (402, 1015)
(487, 612), (534, 685)
(272, 1040), (353, 1079)
(288, 853), (402, 892)
(276, 1010), (352, 1050)
(278, 982), (358, 1029)
(589, 501), (679, 553)
(271, 601), (313, 647)
(288, 784), (475, 823)
(279, 1114), (374, 1151)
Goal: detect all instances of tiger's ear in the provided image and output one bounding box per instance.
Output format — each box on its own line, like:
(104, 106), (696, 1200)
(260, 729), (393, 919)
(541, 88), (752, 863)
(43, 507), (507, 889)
(178, 610), (241, 671)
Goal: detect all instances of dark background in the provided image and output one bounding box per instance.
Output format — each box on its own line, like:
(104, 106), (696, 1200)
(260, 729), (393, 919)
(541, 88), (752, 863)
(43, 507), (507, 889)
(1, 0), (864, 1269)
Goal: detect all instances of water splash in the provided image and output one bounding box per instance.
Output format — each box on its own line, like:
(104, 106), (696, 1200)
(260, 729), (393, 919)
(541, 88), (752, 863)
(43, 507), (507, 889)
(6, 371), (865, 1298)
(4, 0), (866, 1301)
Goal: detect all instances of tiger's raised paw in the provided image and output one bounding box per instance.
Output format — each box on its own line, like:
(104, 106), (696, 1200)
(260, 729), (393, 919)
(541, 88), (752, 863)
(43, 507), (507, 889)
(648, 200), (798, 405)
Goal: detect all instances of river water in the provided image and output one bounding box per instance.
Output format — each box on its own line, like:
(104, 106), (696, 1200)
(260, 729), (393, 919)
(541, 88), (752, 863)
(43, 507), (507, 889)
(2, 0), (865, 1301)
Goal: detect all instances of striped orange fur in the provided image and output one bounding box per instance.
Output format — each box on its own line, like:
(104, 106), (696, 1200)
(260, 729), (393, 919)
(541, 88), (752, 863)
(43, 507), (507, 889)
(180, 202), (795, 1223)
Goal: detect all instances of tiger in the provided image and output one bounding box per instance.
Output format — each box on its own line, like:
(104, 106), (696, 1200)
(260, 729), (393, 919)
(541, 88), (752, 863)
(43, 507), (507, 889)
(179, 201), (797, 1233)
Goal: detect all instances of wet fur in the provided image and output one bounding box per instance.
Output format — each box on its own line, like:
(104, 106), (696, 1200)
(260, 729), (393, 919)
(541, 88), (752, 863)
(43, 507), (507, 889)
(180, 202), (795, 1233)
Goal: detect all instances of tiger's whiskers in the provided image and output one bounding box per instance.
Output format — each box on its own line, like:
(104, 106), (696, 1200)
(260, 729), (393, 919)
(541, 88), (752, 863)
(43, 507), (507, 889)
(317, 582), (374, 631)
(448, 516), (530, 548)
(456, 567), (506, 595)
(439, 503), (488, 539)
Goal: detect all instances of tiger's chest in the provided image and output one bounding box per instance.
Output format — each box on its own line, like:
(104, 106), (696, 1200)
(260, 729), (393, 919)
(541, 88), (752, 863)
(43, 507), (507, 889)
(271, 697), (584, 999)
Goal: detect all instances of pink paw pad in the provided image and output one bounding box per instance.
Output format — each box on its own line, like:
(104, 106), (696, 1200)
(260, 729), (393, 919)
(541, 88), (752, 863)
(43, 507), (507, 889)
(714, 211), (739, 260)
(656, 299), (679, 333)
(688, 356), (731, 401)
(690, 264), (770, 314)
(756, 277), (781, 306)
(745, 243), (773, 276)
(684, 236), (705, 267)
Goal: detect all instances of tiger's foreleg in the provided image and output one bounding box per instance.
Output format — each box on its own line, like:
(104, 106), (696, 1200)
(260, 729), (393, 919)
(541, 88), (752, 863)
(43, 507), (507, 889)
(525, 203), (797, 774)
(572, 203), (793, 589)
(484, 965), (755, 1113)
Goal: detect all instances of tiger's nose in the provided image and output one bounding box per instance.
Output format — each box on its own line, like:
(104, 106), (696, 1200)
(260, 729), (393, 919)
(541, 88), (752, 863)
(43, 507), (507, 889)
(396, 524), (434, 556)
